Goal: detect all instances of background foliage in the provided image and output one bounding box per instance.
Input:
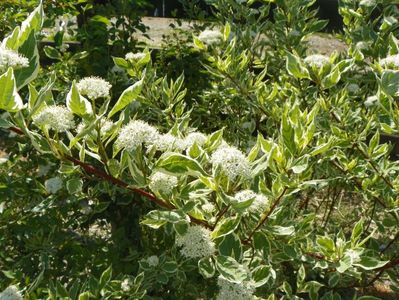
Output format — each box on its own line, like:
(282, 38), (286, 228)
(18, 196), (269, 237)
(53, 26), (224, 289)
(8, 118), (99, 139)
(0, 0), (398, 299)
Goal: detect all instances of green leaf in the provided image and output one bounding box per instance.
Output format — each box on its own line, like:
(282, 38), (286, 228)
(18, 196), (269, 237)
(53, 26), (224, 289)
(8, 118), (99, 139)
(18, 2), (44, 44)
(215, 256), (248, 283)
(328, 273), (340, 287)
(353, 256), (389, 270)
(322, 66), (341, 89)
(66, 178), (83, 194)
(316, 236), (335, 255)
(253, 232), (271, 258)
(223, 23), (231, 41)
(70, 51), (89, 61)
(112, 56), (129, 69)
(193, 35), (205, 50)
(44, 46), (61, 60)
(78, 292), (91, 300)
(15, 31), (40, 89)
(163, 261), (178, 273)
(252, 265), (275, 287)
(381, 70), (399, 97)
(205, 128), (224, 151)
(108, 79), (143, 118)
(198, 257), (215, 278)
(1, 26), (20, 50)
(218, 233), (242, 261)
(286, 52), (309, 79)
(351, 219), (363, 246)
(141, 210), (188, 229)
(0, 68), (23, 112)
(211, 216), (240, 239)
(66, 80), (92, 117)
(269, 225), (295, 236)
(99, 266), (112, 289)
(156, 153), (206, 176)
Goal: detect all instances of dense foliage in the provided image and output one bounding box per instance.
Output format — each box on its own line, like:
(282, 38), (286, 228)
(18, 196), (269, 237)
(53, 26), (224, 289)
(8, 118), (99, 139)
(0, 0), (398, 299)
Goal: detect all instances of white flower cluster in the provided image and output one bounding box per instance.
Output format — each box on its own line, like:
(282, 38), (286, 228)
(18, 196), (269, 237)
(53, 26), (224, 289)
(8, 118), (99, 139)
(121, 279), (131, 292)
(175, 225), (215, 259)
(77, 76), (111, 100)
(33, 105), (75, 132)
(115, 120), (159, 151)
(149, 171), (178, 195)
(100, 119), (114, 136)
(125, 52), (146, 62)
(201, 202), (216, 213)
(211, 145), (251, 180)
(0, 48), (29, 73)
(345, 249), (361, 263)
(146, 255), (159, 267)
(152, 133), (185, 152)
(364, 95), (379, 107)
(184, 132), (207, 149)
(379, 54), (399, 69)
(87, 221), (112, 239)
(45, 177), (63, 194)
(216, 277), (255, 300)
(304, 54), (330, 68)
(0, 285), (23, 300)
(234, 190), (268, 212)
(198, 29), (223, 45)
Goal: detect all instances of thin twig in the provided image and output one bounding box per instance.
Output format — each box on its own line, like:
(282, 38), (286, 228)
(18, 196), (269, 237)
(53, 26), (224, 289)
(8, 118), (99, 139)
(245, 186), (288, 242)
(8, 126), (212, 229)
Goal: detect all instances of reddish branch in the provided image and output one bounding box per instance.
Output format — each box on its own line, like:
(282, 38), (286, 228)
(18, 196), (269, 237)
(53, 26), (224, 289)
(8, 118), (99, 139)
(245, 186), (288, 242)
(330, 159), (387, 208)
(8, 126), (212, 229)
(353, 143), (395, 190)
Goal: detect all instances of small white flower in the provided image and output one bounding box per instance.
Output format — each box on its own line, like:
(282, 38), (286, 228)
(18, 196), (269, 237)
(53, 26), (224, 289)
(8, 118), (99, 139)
(121, 279), (131, 292)
(115, 120), (159, 151)
(149, 171), (178, 195)
(345, 249), (361, 263)
(234, 190), (268, 213)
(175, 225), (215, 259)
(152, 133), (185, 152)
(0, 48), (29, 73)
(198, 29), (223, 45)
(216, 276), (255, 300)
(0, 285), (23, 300)
(184, 132), (207, 149)
(379, 54), (399, 69)
(87, 221), (111, 239)
(146, 255), (159, 267)
(77, 76), (111, 100)
(364, 95), (379, 107)
(33, 105), (75, 132)
(234, 190), (256, 203)
(45, 177), (63, 194)
(304, 54), (330, 68)
(100, 119), (114, 136)
(125, 52), (146, 62)
(201, 202), (216, 213)
(347, 83), (360, 93)
(211, 145), (251, 180)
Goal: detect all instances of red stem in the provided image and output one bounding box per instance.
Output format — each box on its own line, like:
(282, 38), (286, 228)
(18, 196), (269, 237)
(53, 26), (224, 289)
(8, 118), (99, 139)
(8, 126), (212, 228)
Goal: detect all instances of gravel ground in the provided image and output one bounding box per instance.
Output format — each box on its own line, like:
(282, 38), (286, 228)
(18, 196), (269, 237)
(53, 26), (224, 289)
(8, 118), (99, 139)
(136, 17), (347, 54)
